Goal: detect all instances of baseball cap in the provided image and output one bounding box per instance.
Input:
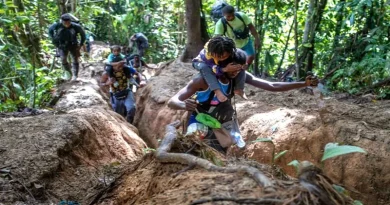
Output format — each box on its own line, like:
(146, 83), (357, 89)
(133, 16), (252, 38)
(61, 14), (71, 21)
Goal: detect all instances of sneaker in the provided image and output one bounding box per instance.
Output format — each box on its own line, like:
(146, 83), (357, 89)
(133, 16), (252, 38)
(71, 76), (77, 81)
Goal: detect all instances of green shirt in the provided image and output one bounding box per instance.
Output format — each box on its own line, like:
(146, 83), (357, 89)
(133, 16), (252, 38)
(214, 12), (252, 48)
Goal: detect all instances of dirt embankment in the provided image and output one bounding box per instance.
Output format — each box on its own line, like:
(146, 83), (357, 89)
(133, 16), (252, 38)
(2, 44), (388, 205)
(133, 61), (390, 205)
(0, 43), (147, 204)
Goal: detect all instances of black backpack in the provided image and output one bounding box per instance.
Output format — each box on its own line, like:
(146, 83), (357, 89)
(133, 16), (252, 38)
(53, 14), (82, 46)
(221, 13), (250, 39)
(210, 1), (229, 23)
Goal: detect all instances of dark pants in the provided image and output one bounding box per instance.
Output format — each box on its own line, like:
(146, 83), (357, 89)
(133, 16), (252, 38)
(204, 130), (227, 154)
(137, 43), (148, 57)
(59, 45), (80, 77)
(110, 90), (136, 123)
(193, 62), (245, 91)
(86, 42), (91, 53)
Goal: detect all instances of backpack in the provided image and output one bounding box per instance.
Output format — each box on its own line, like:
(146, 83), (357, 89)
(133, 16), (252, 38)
(210, 1), (229, 23)
(53, 14), (82, 46)
(221, 13), (250, 39)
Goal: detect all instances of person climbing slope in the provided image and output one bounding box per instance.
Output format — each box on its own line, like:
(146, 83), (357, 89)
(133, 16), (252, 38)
(168, 49), (318, 153)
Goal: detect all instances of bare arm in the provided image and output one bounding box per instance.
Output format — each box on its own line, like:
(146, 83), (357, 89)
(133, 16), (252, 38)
(248, 23), (260, 49)
(100, 72), (111, 86)
(245, 72), (308, 92)
(136, 72), (144, 82)
(168, 77), (206, 111)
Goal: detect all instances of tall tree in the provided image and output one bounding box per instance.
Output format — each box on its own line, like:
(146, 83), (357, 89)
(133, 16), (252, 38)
(180, 0), (204, 62)
(57, 0), (67, 14)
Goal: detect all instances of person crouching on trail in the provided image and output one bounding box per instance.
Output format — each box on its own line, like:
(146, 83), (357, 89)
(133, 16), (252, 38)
(48, 13), (86, 81)
(100, 49), (145, 124)
(168, 49), (318, 154)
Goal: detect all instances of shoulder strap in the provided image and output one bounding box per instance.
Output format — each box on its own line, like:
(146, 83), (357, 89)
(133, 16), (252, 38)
(235, 13), (247, 27)
(222, 13), (246, 34)
(222, 18), (234, 34)
(222, 19), (228, 35)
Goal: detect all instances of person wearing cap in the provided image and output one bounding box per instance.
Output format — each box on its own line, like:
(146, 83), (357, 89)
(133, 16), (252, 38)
(48, 13), (86, 81)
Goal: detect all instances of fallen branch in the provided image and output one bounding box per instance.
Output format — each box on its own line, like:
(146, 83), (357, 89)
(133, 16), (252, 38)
(156, 121), (273, 188)
(355, 77), (390, 96)
(322, 63), (344, 82)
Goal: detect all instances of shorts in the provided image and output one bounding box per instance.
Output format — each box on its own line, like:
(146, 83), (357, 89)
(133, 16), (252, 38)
(240, 39), (255, 56)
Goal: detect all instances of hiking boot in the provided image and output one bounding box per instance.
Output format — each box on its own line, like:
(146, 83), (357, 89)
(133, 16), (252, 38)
(71, 76), (77, 81)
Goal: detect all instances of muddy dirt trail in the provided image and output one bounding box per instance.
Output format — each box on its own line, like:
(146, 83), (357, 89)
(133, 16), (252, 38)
(0, 43), (147, 204)
(1, 43), (388, 205)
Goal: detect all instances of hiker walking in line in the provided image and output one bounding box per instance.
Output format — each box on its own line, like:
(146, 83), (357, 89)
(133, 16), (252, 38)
(48, 13), (86, 81)
(100, 46), (145, 124)
(214, 5), (260, 71)
(129, 33), (149, 58)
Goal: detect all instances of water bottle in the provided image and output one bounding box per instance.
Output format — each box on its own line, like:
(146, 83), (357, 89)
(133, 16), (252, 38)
(231, 130), (245, 148)
(231, 116), (245, 148)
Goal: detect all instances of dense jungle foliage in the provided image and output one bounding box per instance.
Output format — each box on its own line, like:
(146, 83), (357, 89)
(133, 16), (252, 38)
(0, 0), (389, 111)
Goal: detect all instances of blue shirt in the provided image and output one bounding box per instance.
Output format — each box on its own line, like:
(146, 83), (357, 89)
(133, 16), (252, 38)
(107, 53), (125, 63)
(188, 80), (230, 125)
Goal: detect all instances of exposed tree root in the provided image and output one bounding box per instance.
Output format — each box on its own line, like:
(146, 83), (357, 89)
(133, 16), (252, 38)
(156, 121), (357, 205)
(156, 121), (273, 188)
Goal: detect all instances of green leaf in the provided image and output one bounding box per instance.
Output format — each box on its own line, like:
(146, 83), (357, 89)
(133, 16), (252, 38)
(353, 200), (364, 205)
(349, 13), (355, 26)
(16, 16), (30, 24)
(332, 184), (349, 195)
(12, 82), (22, 92)
(0, 18), (12, 24)
(288, 160), (300, 173)
(274, 150), (288, 161)
(321, 143), (366, 161)
(252, 138), (273, 143)
(303, 43), (312, 48)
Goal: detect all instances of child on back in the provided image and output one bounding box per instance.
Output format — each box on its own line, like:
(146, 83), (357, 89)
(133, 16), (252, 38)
(193, 36), (246, 104)
(105, 45), (127, 83)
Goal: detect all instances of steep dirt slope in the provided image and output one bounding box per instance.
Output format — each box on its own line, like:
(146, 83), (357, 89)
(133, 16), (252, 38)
(0, 43), (147, 204)
(134, 61), (390, 204)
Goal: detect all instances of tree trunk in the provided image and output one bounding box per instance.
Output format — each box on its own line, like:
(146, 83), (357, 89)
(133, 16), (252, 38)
(332, 0), (345, 50)
(306, 0), (327, 72)
(37, 0), (44, 36)
(180, 0), (204, 62)
(301, 0), (316, 74)
(277, 18), (294, 73)
(253, 0), (263, 77)
(71, 0), (77, 13)
(12, 0), (42, 67)
(58, 0), (67, 14)
(302, 0), (315, 44)
(259, 11), (269, 77)
(294, 0), (300, 80)
(200, 0), (210, 43)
